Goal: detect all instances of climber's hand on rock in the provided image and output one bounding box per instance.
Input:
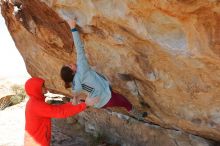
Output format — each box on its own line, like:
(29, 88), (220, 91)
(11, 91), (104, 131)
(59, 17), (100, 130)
(67, 19), (76, 29)
(70, 92), (87, 105)
(85, 97), (99, 107)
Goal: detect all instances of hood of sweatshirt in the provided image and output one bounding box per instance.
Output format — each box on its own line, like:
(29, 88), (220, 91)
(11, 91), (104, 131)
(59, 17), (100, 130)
(25, 77), (45, 101)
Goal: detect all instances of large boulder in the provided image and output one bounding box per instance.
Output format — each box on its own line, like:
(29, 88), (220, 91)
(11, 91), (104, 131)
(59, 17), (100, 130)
(1, 0), (220, 143)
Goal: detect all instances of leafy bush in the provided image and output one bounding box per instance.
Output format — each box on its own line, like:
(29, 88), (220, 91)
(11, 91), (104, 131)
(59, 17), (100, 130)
(11, 84), (26, 96)
(10, 84), (26, 105)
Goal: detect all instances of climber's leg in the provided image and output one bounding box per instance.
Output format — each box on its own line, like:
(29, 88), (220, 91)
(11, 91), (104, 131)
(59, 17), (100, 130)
(102, 89), (148, 119)
(102, 90), (132, 111)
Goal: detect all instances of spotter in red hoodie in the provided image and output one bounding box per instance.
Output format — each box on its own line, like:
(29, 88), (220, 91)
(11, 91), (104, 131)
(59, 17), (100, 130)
(24, 77), (86, 146)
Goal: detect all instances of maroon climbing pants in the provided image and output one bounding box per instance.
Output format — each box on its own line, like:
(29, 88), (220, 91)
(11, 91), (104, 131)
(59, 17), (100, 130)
(102, 90), (132, 111)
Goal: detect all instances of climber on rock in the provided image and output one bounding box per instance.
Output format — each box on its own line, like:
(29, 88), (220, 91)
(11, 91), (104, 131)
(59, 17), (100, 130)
(60, 19), (148, 120)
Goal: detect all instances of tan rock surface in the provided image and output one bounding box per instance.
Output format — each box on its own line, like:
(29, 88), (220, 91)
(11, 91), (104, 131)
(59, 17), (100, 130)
(1, 0), (220, 142)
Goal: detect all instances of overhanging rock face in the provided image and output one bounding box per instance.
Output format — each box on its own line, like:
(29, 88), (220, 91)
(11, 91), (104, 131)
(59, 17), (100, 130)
(1, 0), (220, 143)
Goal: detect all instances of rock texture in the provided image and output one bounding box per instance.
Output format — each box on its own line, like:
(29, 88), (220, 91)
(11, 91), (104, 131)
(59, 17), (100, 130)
(51, 118), (115, 146)
(77, 109), (216, 146)
(1, 0), (220, 143)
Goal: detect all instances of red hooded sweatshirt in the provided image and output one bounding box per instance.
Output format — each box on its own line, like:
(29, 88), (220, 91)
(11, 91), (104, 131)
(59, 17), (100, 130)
(24, 77), (86, 146)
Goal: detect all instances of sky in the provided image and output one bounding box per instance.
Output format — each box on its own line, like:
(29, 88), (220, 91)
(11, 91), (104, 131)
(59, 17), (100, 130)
(0, 13), (30, 80)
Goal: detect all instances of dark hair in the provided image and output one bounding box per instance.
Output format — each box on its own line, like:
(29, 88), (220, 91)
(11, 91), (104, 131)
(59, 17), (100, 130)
(60, 66), (75, 88)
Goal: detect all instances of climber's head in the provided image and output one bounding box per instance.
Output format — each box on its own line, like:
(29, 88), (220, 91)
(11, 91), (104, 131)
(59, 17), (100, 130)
(60, 64), (76, 88)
